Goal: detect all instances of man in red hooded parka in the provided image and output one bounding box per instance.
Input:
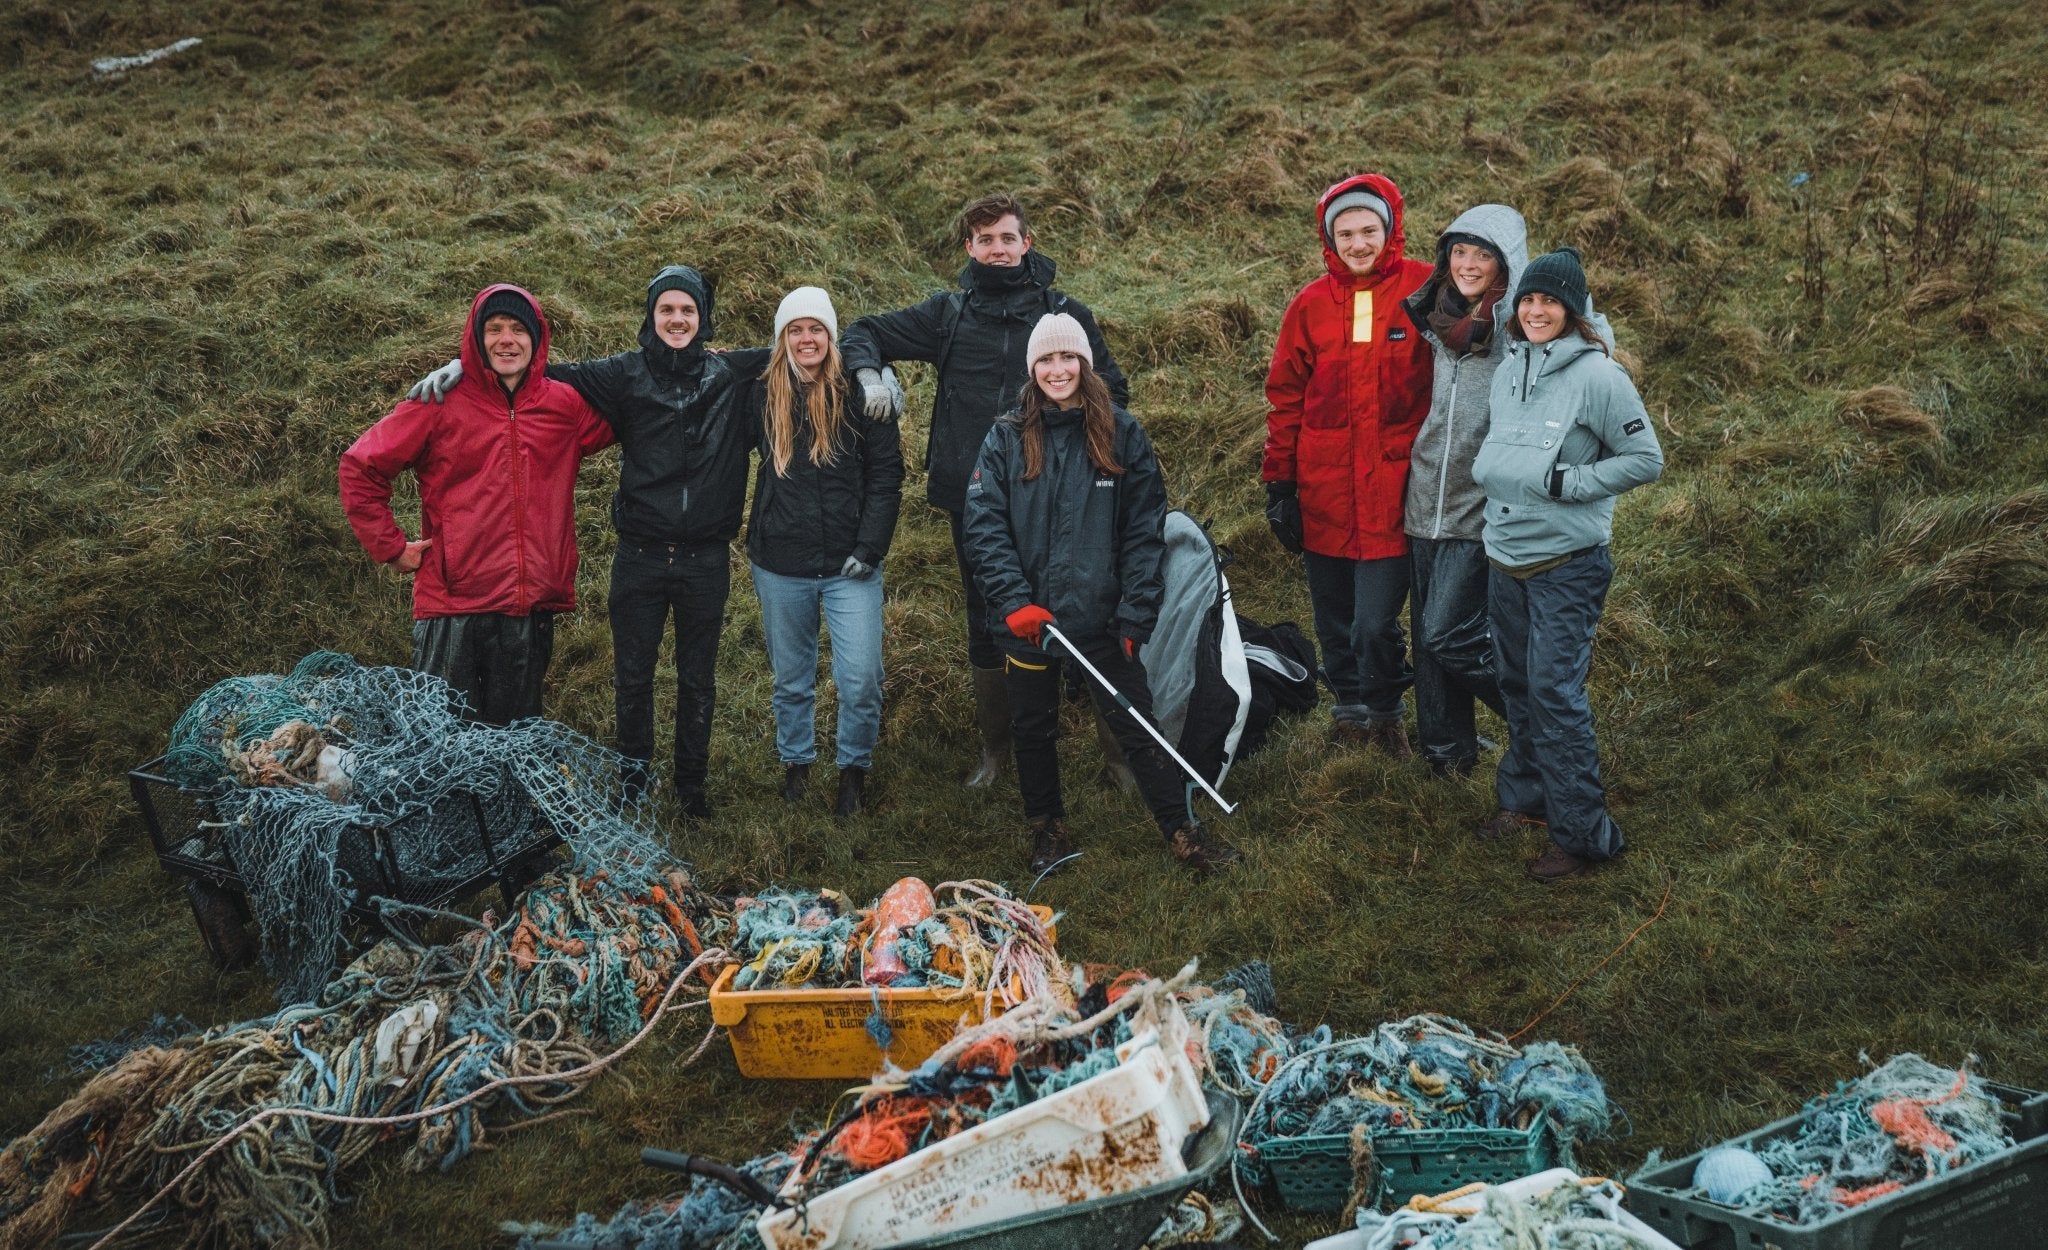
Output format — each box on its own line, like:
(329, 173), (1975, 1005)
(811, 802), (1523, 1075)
(340, 285), (615, 724)
(1262, 174), (1434, 757)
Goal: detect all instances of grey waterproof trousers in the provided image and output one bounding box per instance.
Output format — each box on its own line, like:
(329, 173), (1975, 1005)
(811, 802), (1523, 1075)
(1487, 546), (1625, 861)
(1410, 536), (1506, 771)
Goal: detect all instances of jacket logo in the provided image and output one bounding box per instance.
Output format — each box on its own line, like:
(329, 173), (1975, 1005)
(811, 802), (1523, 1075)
(1623, 418), (1646, 436)
(1389, 328), (1407, 341)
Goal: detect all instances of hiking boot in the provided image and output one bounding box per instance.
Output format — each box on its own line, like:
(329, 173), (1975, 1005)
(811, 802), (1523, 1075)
(1528, 843), (1593, 882)
(1366, 719), (1414, 760)
(676, 786), (712, 823)
(780, 762), (810, 805)
(1427, 755), (1477, 780)
(1028, 816), (1076, 879)
(1328, 719), (1373, 748)
(1093, 708), (1137, 791)
(833, 766), (867, 822)
(619, 757), (655, 807)
(1475, 809), (1545, 842)
(1168, 822), (1242, 875)
(966, 665), (1011, 787)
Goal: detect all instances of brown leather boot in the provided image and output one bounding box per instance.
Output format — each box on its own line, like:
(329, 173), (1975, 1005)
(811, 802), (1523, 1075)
(966, 665), (1010, 787)
(1366, 719), (1414, 760)
(1168, 822), (1242, 874)
(1028, 816), (1076, 878)
(1528, 843), (1593, 882)
(1476, 809), (1546, 841)
(1329, 719), (1373, 748)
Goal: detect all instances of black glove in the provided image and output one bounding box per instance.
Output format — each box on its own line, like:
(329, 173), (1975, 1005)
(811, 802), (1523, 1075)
(1265, 481), (1304, 554)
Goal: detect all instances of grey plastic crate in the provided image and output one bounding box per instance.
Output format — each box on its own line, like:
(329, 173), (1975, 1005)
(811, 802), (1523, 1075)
(1628, 1079), (2048, 1250)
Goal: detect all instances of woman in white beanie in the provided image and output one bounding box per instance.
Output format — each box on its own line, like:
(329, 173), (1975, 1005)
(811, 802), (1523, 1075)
(741, 286), (905, 820)
(962, 312), (1241, 877)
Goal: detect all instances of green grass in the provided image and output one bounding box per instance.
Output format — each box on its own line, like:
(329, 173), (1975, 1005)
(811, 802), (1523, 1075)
(3, 0), (2047, 1245)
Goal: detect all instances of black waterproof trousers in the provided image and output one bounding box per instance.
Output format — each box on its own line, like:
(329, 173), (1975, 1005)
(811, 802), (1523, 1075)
(1003, 636), (1189, 835)
(1489, 545), (1626, 862)
(411, 612), (554, 726)
(948, 509), (1002, 670)
(1410, 536), (1506, 771)
(1301, 550), (1412, 722)
(609, 541), (729, 793)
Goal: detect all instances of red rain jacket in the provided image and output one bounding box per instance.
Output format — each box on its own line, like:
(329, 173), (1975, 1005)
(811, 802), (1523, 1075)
(1262, 173), (1435, 561)
(339, 285), (615, 620)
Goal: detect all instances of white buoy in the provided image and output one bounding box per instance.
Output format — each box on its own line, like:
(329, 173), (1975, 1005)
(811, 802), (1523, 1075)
(1693, 1145), (1774, 1205)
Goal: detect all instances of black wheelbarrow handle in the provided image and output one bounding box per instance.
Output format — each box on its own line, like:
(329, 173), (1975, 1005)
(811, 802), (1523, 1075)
(640, 1147), (790, 1210)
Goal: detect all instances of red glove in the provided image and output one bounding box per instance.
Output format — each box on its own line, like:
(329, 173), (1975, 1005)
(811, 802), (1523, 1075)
(1005, 604), (1055, 646)
(1122, 636), (1139, 661)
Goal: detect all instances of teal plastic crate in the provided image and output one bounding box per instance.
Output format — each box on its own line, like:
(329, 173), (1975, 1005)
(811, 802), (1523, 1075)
(1628, 1080), (2048, 1250)
(1258, 1119), (1559, 1213)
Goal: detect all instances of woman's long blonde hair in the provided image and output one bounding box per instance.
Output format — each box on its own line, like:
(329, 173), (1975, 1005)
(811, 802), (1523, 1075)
(763, 332), (850, 477)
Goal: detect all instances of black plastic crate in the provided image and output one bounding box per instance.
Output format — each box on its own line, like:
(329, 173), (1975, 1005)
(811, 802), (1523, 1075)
(130, 756), (563, 968)
(1629, 1080), (2048, 1250)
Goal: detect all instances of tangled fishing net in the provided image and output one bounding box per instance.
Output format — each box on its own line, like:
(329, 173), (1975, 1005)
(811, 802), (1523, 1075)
(1682, 1054), (2016, 1224)
(728, 879), (1067, 1012)
(0, 866), (733, 1250)
(1351, 1177), (1665, 1249)
(157, 651), (672, 1002)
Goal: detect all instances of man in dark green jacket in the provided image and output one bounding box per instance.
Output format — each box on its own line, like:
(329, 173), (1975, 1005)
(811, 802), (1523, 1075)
(841, 193), (1129, 789)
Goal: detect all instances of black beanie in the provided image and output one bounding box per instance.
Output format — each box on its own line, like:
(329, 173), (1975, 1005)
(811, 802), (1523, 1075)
(474, 288), (542, 351)
(644, 264), (715, 344)
(1513, 245), (1588, 315)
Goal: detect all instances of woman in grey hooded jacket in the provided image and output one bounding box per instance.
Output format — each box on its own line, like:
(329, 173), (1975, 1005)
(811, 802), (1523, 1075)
(1401, 204), (1528, 779)
(1470, 246), (1662, 881)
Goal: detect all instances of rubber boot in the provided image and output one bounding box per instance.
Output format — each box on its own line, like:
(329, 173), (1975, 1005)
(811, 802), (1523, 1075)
(966, 665), (1010, 788)
(781, 762), (810, 805)
(1093, 707), (1138, 791)
(834, 766), (867, 822)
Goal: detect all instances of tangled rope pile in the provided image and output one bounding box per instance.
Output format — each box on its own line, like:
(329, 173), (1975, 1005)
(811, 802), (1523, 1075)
(1236, 1014), (1613, 1150)
(1697, 1054), (2015, 1225)
(1352, 1176), (1665, 1249)
(160, 652), (673, 1001)
(0, 867), (734, 1250)
(728, 879), (1068, 1015)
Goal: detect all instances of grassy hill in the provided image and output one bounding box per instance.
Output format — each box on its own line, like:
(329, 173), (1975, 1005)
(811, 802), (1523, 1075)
(3, 0), (2046, 1244)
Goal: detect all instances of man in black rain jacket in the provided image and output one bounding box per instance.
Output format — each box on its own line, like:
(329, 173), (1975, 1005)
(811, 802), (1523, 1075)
(410, 265), (769, 818)
(840, 193), (1129, 787)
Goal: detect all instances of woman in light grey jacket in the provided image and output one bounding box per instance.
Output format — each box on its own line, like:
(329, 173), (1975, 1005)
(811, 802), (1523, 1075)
(1470, 246), (1662, 881)
(1401, 204), (1528, 779)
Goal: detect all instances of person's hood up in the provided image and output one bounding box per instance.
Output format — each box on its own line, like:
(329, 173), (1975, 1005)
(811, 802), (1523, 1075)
(639, 264), (715, 377)
(958, 248), (1056, 297)
(459, 284), (550, 398)
(1315, 172), (1409, 285)
(1404, 203), (1530, 337)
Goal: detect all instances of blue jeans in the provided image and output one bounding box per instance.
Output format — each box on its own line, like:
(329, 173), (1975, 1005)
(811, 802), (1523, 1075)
(1301, 550), (1412, 722)
(1488, 546), (1625, 862)
(750, 564), (886, 768)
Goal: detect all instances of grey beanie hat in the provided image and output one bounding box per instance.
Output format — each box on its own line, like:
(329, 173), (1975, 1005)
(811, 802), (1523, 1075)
(1323, 190), (1391, 242)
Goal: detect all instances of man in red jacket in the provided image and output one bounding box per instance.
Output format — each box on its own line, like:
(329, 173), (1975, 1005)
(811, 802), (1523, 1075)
(339, 285), (615, 724)
(1262, 174), (1434, 757)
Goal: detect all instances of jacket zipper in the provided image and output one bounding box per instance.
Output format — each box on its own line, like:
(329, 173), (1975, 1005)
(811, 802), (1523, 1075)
(1432, 358), (1459, 539)
(508, 388), (527, 611)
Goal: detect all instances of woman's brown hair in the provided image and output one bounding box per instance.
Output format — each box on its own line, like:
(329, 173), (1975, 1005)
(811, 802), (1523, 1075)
(763, 334), (850, 476)
(1013, 361), (1121, 482)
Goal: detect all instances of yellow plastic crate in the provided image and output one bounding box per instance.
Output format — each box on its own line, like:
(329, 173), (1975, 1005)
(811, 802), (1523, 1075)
(710, 907), (1056, 1080)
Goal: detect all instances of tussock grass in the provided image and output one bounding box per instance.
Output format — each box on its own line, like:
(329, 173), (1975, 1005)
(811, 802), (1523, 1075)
(3, 0), (2048, 1245)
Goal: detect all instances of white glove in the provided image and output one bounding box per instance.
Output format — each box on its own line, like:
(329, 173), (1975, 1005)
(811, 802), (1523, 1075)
(880, 366), (906, 420)
(840, 555), (874, 580)
(857, 368), (893, 420)
(407, 358), (463, 404)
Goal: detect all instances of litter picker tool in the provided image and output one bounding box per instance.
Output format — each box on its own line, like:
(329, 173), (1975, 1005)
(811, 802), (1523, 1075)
(1042, 623), (1236, 814)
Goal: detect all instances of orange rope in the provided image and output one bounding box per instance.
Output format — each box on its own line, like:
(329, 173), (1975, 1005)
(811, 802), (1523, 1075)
(1507, 861), (1673, 1044)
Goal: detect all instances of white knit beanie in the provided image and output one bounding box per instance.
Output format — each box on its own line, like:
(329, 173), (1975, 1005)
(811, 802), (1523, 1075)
(1025, 312), (1092, 369)
(773, 285), (838, 341)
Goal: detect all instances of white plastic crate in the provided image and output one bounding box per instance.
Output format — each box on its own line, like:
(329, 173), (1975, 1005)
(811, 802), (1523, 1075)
(756, 997), (1208, 1250)
(1302, 1167), (1682, 1250)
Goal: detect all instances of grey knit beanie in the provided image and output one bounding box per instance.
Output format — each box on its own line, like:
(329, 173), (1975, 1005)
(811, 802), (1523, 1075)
(1323, 190), (1391, 243)
(1514, 246), (1589, 316)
